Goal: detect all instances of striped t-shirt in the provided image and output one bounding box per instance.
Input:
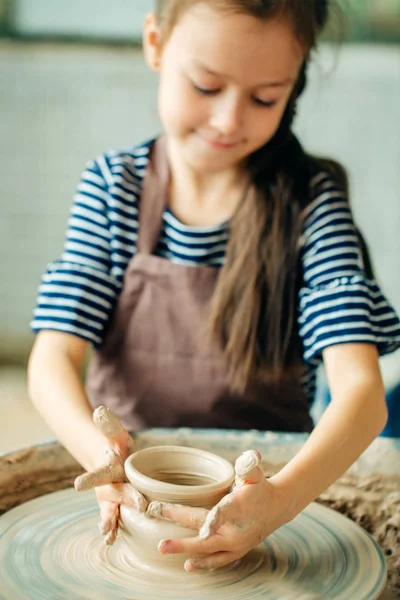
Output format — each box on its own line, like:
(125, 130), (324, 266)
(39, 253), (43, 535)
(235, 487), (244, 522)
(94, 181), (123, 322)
(31, 137), (400, 403)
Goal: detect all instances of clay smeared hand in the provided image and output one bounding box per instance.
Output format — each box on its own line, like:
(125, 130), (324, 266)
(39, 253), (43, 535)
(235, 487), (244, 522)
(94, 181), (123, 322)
(147, 450), (290, 572)
(74, 406), (147, 545)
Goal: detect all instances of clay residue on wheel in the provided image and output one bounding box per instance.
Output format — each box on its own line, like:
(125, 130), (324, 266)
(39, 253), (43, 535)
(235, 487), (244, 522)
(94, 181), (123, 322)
(318, 474), (400, 597)
(260, 460), (400, 597)
(0, 443), (81, 514)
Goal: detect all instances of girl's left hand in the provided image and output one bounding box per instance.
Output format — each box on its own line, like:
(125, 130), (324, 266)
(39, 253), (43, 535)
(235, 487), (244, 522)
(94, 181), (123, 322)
(74, 407), (147, 545)
(146, 450), (292, 572)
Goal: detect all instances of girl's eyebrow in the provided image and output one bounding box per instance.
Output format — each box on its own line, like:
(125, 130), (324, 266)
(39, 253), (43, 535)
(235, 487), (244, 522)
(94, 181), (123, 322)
(192, 60), (294, 88)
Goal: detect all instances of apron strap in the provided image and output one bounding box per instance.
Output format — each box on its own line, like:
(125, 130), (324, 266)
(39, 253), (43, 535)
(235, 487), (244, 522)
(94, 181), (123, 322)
(137, 135), (170, 254)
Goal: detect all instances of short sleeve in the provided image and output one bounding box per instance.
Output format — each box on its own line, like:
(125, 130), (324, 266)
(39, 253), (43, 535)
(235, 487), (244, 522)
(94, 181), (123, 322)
(31, 157), (122, 345)
(298, 173), (400, 364)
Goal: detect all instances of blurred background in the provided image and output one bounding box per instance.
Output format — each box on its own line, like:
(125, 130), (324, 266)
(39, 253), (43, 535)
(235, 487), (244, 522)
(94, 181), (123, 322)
(0, 0), (399, 452)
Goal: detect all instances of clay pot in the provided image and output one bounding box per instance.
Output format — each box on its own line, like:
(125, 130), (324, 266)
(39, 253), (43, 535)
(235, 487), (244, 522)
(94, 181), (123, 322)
(120, 445), (235, 571)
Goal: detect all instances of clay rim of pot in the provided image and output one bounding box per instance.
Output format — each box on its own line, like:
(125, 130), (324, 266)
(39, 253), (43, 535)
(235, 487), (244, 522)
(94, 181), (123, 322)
(124, 445), (235, 499)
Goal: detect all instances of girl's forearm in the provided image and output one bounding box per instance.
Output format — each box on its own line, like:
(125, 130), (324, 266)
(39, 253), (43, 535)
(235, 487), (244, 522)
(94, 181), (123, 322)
(28, 344), (106, 472)
(270, 381), (387, 520)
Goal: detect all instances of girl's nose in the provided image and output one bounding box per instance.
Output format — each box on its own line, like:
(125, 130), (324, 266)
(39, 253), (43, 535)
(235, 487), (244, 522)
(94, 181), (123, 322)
(209, 93), (244, 137)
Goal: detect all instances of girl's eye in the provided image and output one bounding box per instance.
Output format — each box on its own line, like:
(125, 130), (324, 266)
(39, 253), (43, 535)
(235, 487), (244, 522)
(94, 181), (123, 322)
(193, 82), (277, 108)
(193, 84), (219, 95)
(254, 99), (277, 108)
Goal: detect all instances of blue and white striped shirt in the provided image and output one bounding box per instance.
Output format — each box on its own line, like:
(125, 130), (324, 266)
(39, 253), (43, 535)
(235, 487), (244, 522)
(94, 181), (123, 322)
(31, 138), (400, 402)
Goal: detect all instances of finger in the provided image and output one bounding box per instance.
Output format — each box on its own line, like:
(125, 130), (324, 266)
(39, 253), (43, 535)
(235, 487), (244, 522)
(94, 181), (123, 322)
(184, 552), (239, 572)
(105, 527), (118, 545)
(109, 433), (136, 461)
(95, 483), (148, 512)
(147, 502), (208, 530)
(93, 406), (125, 440)
(93, 406), (136, 458)
(119, 484), (148, 512)
(99, 500), (118, 537)
(198, 495), (234, 540)
(74, 462), (126, 491)
(234, 450), (264, 485)
(158, 534), (221, 556)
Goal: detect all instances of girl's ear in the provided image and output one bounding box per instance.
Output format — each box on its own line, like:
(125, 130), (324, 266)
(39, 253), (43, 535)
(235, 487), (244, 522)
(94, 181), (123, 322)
(143, 12), (163, 72)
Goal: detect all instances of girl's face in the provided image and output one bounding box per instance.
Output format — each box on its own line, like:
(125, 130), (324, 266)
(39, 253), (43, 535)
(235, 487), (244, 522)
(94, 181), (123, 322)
(144, 3), (305, 174)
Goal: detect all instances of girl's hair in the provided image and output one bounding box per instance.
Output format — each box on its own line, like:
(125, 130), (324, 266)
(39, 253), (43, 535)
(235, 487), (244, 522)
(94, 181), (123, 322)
(155, 0), (349, 391)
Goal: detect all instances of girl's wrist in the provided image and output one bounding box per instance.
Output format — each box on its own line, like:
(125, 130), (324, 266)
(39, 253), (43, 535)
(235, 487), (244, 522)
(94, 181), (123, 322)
(268, 471), (306, 522)
(267, 475), (300, 524)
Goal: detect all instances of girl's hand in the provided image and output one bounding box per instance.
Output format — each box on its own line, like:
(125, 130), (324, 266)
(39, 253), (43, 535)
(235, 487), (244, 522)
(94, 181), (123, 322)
(74, 406), (148, 545)
(147, 450), (291, 572)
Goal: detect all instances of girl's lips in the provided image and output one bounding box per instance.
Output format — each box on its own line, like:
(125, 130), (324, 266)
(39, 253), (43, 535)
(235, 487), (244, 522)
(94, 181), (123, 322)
(203, 138), (237, 150)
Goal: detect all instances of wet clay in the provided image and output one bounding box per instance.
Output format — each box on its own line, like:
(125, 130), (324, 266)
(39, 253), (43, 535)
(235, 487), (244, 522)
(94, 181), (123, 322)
(0, 444), (81, 513)
(319, 473), (400, 597)
(260, 459), (400, 597)
(0, 444), (399, 596)
(122, 446), (235, 570)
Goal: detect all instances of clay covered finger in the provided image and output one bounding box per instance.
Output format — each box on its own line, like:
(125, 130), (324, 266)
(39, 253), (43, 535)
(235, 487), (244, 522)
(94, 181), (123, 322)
(185, 551), (239, 573)
(234, 450), (263, 485)
(105, 526), (118, 545)
(198, 495), (234, 540)
(98, 499), (119, 544)
(95, 483), (147, 513)
(93, 406), (136, 459)
(74, 460), (126, 492)
(93, 406), (125, 440)
(147, 501), (208, 530)
(119, 483), (148, 513)
(158, 533), (222, 556)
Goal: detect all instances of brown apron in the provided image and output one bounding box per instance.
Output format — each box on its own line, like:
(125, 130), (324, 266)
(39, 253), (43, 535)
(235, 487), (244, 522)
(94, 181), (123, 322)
(86, 137), (313, 433)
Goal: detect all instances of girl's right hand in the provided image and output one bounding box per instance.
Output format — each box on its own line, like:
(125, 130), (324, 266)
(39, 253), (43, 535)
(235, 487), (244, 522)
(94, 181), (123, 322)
(74, 406), (148, 545)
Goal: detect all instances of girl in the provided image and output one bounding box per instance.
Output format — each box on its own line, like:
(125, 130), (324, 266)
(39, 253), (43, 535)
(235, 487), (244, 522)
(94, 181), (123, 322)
(28, 0), (400, 572)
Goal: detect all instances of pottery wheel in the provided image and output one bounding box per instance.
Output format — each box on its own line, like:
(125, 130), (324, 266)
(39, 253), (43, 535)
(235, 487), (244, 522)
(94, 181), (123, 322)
(0, 487), (386, 600)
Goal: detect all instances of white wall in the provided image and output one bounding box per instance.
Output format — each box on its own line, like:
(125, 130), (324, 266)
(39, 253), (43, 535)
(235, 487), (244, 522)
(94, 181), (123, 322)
(13, 0), (150, 39)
